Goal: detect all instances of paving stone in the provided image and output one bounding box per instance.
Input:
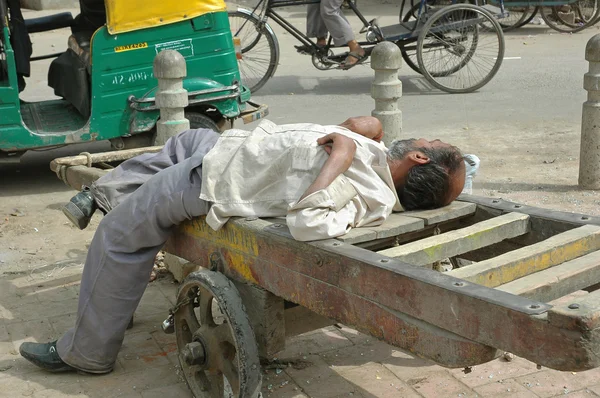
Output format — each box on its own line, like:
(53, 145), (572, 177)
(450, 356), (541, 388)
(155, 278), (178, 306)
(0, 368), (82, 396)
(587, 384), (600, 396)
(32, 382), (88, 397)
(126, 313), (166, 338)
(0, 353), (40, 376)
(381, 349), (442, 382)
(0, 324), (16, 355)
(35, 284), (80, 303)
(474, 378), (540, 397)
(276, 326), (353, 359)
(320, 339), (394, 372)
(333, 324), (371, 345)
(338, 362), (420, 398)
(48, 313), (77, 336)
(515, 369), (599, 398)
(262, 370), (308, 398)
(140, 382), (192, 398)
(0, 280), (40, 309)
(134, 285), (172, 318)
(6, 318), (56, 352)
(2, 300), (77, 325)
(405, 370), (475, 398)
(548, 389), (599, 398)
(80, 364), (183, 396)
(117, 331), (171, 373)
(285, 354), (357, 398)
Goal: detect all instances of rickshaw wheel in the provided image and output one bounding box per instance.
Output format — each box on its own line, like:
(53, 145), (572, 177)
(416, 4), (504, 93)
(111, 112), (220, 150)
(174, 269), (262, 398)
(399, 3), (438, 75)
(186, 111), (221, 132)
(228, 10), (280, 94)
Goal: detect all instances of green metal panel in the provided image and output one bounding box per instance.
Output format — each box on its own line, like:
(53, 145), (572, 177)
(90, 11), (243, 138)
(0, 11), (246, 151)
(0, 26), (30, 151)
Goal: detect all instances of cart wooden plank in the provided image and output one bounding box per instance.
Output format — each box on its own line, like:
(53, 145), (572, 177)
(497, 251), (600, 302)
(403, 201), (477, 225)
(377, 212), (530, 266)
(448, 225), (600, 287)
(336, 214), (424, 244)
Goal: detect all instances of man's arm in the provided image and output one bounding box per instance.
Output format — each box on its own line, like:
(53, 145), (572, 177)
(338, 116), (384, 142)
(298, 132), (356, 201)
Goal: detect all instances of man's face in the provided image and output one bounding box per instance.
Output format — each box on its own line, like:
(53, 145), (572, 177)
(389, 138), (466, 206)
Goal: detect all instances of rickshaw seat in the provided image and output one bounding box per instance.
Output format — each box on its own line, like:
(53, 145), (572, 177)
(67, 31), (92, 70)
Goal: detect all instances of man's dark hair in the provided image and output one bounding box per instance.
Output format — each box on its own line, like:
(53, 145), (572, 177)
(397, 147), (463, 211)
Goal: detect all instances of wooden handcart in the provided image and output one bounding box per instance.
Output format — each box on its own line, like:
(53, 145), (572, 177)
(51, 150), (600, 397)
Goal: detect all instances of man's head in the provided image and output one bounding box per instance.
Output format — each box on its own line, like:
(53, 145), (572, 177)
(387, 138), (466, 211)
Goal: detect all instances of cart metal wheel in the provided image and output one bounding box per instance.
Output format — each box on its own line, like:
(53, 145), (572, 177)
(416, 4), (505, 94)
(174, 269), (262, 397)
(228, 10), (280, 94)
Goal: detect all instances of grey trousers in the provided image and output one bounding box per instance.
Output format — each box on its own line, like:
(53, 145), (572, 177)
(306, 0), (354, 46)
(56, 128), (219, 373)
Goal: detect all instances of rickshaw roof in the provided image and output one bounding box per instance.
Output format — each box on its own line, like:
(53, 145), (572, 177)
(105, 0), (227, 34)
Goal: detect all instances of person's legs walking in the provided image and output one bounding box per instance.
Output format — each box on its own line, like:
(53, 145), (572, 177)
(21, 130), (220, 373)
(303, 3), (328, 50)
(319, 0), (365, 67)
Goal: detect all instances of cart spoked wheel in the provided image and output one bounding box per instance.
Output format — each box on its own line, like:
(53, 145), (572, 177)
(174, 270), (262, 397)
(416, 4), (505, 94)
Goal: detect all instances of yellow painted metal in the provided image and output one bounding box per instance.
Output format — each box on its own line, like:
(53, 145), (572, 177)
(183, 217), (259, 283)
(105, 0), (227, 34)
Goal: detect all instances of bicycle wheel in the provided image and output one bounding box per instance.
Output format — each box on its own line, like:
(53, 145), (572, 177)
(228, 10), (280, 93)
(514, 6), (539, 28)
(498, 6), (536, 30)
(417, 4), (505, 93)
(540, 0), (600, 33)
(399, 3), (437, 74)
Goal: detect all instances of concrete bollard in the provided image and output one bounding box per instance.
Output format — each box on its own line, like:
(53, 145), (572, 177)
(153, 50), (190, 145)
(579, 34), (600, 189)
(370, 42), (403, 147)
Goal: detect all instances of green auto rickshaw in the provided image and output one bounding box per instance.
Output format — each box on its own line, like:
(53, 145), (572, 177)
(0, 0), (266, 161)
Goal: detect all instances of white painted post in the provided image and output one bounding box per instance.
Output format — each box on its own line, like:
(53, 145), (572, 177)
(153, 50), (190, 145)
(370, 42), (402, 147)
(579, 34), (600, 189)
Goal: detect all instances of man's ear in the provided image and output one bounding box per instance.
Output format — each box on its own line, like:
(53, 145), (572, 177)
(407, 151), (430, 165)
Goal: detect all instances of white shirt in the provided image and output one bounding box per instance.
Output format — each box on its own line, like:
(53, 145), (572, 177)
(200, 120), (403, 241)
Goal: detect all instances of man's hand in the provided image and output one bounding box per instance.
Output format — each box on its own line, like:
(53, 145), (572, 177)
(338, 116), (384, 143)
(318, 132), (357, 165)
(297, 133), (356, 201)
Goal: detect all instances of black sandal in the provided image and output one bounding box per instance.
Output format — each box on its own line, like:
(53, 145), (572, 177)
(341, 51), (368, 70)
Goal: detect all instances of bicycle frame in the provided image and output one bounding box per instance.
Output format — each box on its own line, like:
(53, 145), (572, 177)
(237, 0), (412, 53)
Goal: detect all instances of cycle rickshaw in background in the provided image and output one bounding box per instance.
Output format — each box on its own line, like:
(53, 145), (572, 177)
(0, 0), (266, 161)
(230, 0), (505, 94)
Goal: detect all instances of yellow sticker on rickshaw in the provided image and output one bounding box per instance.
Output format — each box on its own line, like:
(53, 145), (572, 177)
(114, 42), (148, 53)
